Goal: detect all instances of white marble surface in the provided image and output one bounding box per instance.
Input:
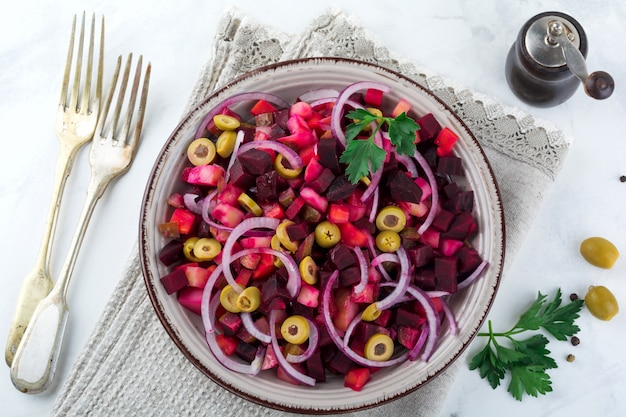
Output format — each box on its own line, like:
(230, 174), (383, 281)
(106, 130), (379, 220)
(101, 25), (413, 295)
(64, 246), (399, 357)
(2, 1), (626, 416)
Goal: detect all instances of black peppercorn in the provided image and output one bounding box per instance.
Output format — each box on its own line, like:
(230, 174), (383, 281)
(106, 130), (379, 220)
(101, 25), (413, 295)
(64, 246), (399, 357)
(571, 336), (580, 346)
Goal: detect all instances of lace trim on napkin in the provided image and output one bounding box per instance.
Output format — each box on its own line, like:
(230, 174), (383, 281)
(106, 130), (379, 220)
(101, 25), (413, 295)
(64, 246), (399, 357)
(189, 7), (570, 179)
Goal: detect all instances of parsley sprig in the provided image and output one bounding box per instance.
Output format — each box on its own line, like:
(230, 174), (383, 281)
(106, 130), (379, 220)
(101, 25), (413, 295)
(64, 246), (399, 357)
(339, 109), (420, 184)
(469, 289), (584, 401)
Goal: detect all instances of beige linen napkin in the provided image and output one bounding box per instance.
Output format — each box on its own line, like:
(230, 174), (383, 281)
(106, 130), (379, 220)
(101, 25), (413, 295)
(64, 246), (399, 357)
(52, 7), (570, 417)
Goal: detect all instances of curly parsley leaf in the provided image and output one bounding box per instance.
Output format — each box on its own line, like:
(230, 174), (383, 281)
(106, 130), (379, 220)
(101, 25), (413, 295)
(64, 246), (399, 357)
(340, 108), (420, 183)
(469, 289), (583, 401)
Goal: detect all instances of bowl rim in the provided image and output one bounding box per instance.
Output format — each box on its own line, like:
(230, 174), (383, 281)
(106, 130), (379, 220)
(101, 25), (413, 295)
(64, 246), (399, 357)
(139, 57), (506, 414)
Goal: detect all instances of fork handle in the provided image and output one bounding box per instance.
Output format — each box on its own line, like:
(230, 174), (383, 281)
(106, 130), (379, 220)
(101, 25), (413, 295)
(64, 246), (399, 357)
(5, 144), (79, 367)
(10, 293), (69, 394)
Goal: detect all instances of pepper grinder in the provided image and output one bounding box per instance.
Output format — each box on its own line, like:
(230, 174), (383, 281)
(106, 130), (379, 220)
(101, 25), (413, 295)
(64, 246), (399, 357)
(505, 11), (614, 107)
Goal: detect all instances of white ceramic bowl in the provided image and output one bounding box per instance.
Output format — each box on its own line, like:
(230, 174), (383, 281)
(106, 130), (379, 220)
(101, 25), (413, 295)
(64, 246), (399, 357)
(140, 58), (504, 413)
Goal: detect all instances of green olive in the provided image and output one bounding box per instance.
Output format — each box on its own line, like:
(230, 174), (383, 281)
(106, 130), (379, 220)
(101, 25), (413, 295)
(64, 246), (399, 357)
(280, 315), (310, 344)
(236, 286), (261, 313)
(274, 154), (303, 179)
(375, 206), (406, 233)
(187, 138), (216, 166)
(183, 237), (203, 262)
(375, 230), (401, 253)
(364, 333), (394, 361)
(213, 114), (240, 131)
(580, 237), (619, 269)
(361, 303), (381, 322)
(276, 220), (299, 252)
(193, 237), (222, 261)
(585, 285), (619, 321)
(315, 221), (341, 248)
(220, 285), (242, 313)
(237, 193), (263, 216)
(298, 256), (318, 285)
(216, 130), (238, 158)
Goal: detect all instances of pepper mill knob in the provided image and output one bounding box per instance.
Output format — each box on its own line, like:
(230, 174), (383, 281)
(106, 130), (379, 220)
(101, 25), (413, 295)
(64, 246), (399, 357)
(584, 71), (614, 100)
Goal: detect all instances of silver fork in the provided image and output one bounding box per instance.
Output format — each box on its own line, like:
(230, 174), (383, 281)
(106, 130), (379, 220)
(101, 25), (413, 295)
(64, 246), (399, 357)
(5, 12), (104, 367)
(10, 54), (151, 394)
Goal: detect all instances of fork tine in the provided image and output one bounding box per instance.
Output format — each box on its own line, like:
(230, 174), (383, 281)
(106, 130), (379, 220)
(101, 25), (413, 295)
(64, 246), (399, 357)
(95, 16), (105, 111)
(119, 55), (143, 145)
(59, 15), (77, 108)
(109, 54), (133, 141)
(95, 55), (122, 139)
(69, 12), (86, 112)
(80, 13), (95, 114)
(129, 61), (151, 153)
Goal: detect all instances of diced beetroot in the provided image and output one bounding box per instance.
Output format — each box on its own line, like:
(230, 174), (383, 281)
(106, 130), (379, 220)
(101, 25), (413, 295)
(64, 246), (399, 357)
(239, 149), (273, 175)
(239, 236), (272, 249)
(290, 101), (313, 119)
(442, 211), (476, 240)
(299, 145), (317, 166)
(159, 239), (184, 266)
(308, 168), (336, 194)
(262, 343), (280, 370)
(292, 302), (316, 319)
(286, 222), (310, 241)
(435, 127), (459, 156)
(219, 311), (243, 336)
(279, 131), (316, 148)
(184, 266), (210, 288)
(295, 233), (315, 263)
(435, 257), (458, 293)
(235, 341), (258, 363)
(325, 175), (357, 202)
(212, 203), (245, 228)
(306, 350), (326, 383)
(252, 254), (276, 280)
(166, 192), (185, 208)
(443, 182), (460, 199)
(408, 244), (434, 268)
(444, 190), (475, 213)
(261, 201), (286, 219)
(277, 187), (296, 207)
(414, 267), (436, 291)
(177, 286), (203, 315)
(300, 187), (328, 213)
(215, 334), (238, 356)
(344, 368), (371, 391)
(395, 308), (422, 327)
(440, 238), (464, 257)
(318, 137), (341, 174)
(414, 177), (432, 202)
(236, 326), (256, 344)
(228, 159), (257, 190)
(351, 283), (376, 304)
(277, 362), (307, 386)
(304, 157), (324, 183)
(169, 208), (196, 235)
(419, 228), (440, 248)
(249, 99), (278, 116)
(364, 88), (384, 107)
(353, 322), (390, 344)
(327, 349), (354, 375)
(285, 196), (306, 219)
(437, 156), (464, 176)
(160, 269), (188, 294)
(432, 209), (455, 232)
(457, 246), (483, 279)
(367, 266), (382, 284)
(338, 267), (362, 287)
(329, 244), (356, 270)
(327, 203), (350, 224)
(235, 268), (253, 287)
(338, 222), (369, 248)
(416, 113), (442, 142)
(181, 164), (225, 187)
(297, 282), (320, 308)
(345, 202), (367, 222)
(398, 325), (422, 350)
(391, 98), (411, 118)
(333, 288), (360, 332)
(286, 113), (309, 134)
(387, 170), (422, 204)
(353, 217), (376, 235)
(373, 308), (393, 327)
(217, 184), (245, 206)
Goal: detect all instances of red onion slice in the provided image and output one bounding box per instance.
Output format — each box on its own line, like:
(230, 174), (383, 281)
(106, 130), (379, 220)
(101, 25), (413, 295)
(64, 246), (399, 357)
(225, 129), (245, 182)
(412, 148), (439, 234)
(407, 325), (430, 361)
(375, 246), (411, 311)
(241, 312), (271, 344)
(439, 297), (458, 336)
(352, 247), (369, 294)
(457, 260), (489, 290)
(285, 319), (319, 363)
(405, 285), (441, 361)
(183, 193), (203, 214)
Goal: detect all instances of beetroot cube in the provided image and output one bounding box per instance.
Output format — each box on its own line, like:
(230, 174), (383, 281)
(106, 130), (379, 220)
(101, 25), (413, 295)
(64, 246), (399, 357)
(458, 246), (483, 279)
(219, 311), (243, 336)
(285, 196), (306, 220)
(228, 159), (256, 190)
(239, 149), (273, 175)
(235, 341), (258, 363)
(432, 209), (455, 232)
(444, 190), (474, 213)
(398, 325), (422, 350)
(338, 267), (361, 287)
(306, 350), (326, 383)
(416, 113), (442, 141)
(442, 211), (476, 240)
(414, 267), (436, 291)
(160, 269), (188, 294)
(437, 156), (464, 176)
(435, 258), (458, 293)
(158, 239), (184, 266)
(256, 171), (279, 202)
(326, 175), (357, 202)
(408, 244), (434, 268)
(318, 137), (341, 174)
(286, 222), (311, 241)
(387, 170), (423, 204)
(326, 349), (353, 375)
(309, 168), (336, 194)
(329, 244), (356, 270)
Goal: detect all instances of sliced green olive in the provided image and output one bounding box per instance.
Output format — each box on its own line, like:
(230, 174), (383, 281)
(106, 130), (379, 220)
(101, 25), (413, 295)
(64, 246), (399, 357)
(276, 220), (298, 252)
(274, 154), (303, 179)
(216, 130), (238, 158)
(183, 237), (203, 262)
(280, 315), (310, 345)
(315, 221), (341, 248)
(236, 286), (261, 313)
(213, 114), (240, 131)
(270, 234), (285, 267)
(375, 206), (407, 232)
(585, 285), (619, 321)
(187, 138), (216, 166)
(220, 285), (242, 313)
(237, 192), (263, 216)
(299, 256), (318, 285)
(375, 230), (401, 253)
(364, 333), (394, 361)
(193, 237), (222, 261)
(362, 303), (381, 322)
